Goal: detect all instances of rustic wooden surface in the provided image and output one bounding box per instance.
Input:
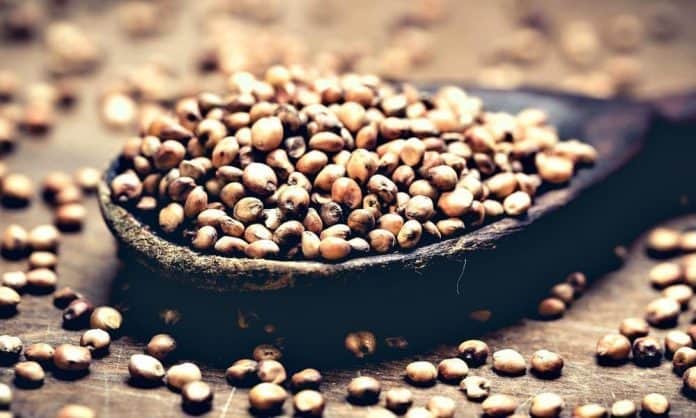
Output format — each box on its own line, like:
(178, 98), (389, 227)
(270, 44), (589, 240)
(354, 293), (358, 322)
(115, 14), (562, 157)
(2, 2), (696, 417)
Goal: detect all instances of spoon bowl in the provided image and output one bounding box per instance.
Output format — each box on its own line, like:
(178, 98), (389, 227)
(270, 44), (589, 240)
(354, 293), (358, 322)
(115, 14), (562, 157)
(98, 86), (652, 292)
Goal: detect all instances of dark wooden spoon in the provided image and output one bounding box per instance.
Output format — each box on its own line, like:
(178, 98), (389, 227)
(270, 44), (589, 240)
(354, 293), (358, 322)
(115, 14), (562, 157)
(98, 86), (659, 292)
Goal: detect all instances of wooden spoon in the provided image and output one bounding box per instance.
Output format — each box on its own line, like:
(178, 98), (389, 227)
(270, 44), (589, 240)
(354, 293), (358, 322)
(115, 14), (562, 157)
(98, 86), (670, 292)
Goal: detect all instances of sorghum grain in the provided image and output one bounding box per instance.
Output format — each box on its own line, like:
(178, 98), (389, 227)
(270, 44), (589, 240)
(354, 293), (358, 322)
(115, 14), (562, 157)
(632, 337), (663, 367)
(291, 368), (322, 392)
(437, 358), (468, 382)
(641, 393), (669, 416)
(426, 395), (455, 418)
(492, 349), (526, 376)
(249, 382), (287, 413)
(181, 381), (213, 412)
(596, 334), (631, 363)
(610, 399), (636, 418)
(460, 375), (491, 401)
(385, 387), (413, 413)
(457, 339), (489, 367)
(481, 394), (518, 417)
(166, 362), (202, 390)
(53, 344), (91, 372)
(293, 390), (324, 417)
(146, 334), (176, 362)
(673, 347), (696, 374)
(530, 350), (563, 377)
(530, 392), (564, 418)
(226, 359), (258, 387)
(405, 361), (437, 386)
(347, 376), (381, 405)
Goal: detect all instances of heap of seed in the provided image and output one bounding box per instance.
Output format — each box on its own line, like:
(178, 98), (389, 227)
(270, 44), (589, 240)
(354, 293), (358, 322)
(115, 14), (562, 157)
(110, 69), (596, 261)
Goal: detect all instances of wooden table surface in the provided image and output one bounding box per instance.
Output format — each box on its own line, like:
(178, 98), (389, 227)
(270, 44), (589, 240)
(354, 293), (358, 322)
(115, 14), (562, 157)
(2, 2), (696, 417)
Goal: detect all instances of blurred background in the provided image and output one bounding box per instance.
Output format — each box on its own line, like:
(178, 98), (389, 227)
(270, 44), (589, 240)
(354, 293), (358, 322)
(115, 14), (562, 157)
(1, 0), (696, 117)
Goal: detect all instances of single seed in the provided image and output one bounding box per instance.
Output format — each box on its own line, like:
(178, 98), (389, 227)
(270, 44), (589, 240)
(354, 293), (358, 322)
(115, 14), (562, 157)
(664, 330), (692, 357)
(632, 336), (663, 367)
(385, 387), (413, 414)
(457, 339), (489, 367)
(293, 389), (324, 417)
(234, 197), (264, 223)
(245, 239), (280, 259)
(1, 225), (29, 261)
(159, 203), (184, 233)
(0, 286), (20, 310)
(1, 271), (26, 291)
(641, 393), (669, 416)
(55, 404), (95, 418)
(90, 306), (122, 333)
(530, 392), (564, 418)
(53, 344), (91, 371)
(437, 188), (474, 218)
(645, 297), (680, 327)
(243, 163), (278, 196)
(29, 251), (58, 270)
(226, 359), (258, 387)
(460, 376), (490, 401)
(619, 317), (649, 340)
(673, 347), (696, 374)
(80, 329), (111, 353)
(649, 262), (683, 288)
(662, 284), (693, 307)
(345, 331), (377, 358)
(503, 191), (532, 216)
(537, 297), (565, 319)
(426, 395), (455, 418)
(549, 283), (575, 304)
(1, 173), (33, 205)
(55, 203), (86, 231)
(74, 167), (100, 192)
(249, 382), (287, 413)
(683, 367), (696, 393)
(596, 334), (631, 363)
(530, 350), (563, 378)
(397, 220), (423, 249)
(291, 368), (322, 392)
(0, 382), (11, 409)
(25, 343), (54, 363)
(610, 399), (636, 418)
(192, 225), (217, 251)
(405, 407), (433, 418)
(572, 403), (606, 418)
(0, 335), (22, 364)
(437, 358), (468, 382)
(146, 334), (176, 362)
(405, 361), (437, 386)
(319, 237), (351, 261)
(166, 362), (202, 390)
(646, 227), (681, 255)
(25, 268), (57, 291)
(257, 359), (286, 384)
(347, 376), (381, 405)
(251, 116), (283, 151)
(14, 361), (45, 386)
(535, 153), (574, 184)
(565, 271), (587, 294)
(182, 381), (213, 412)
(62, 298), (94, 329)
(481, 394), (518, 417)
(492, 349), (526, 376)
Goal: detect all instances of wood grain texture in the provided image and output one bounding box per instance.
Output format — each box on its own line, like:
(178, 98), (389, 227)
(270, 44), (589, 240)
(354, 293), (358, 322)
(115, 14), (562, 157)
(1, 2), (696, 417)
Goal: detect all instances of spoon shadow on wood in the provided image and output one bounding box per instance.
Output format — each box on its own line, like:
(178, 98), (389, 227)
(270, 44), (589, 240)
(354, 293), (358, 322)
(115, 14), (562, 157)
(104, 89), (696, 371)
